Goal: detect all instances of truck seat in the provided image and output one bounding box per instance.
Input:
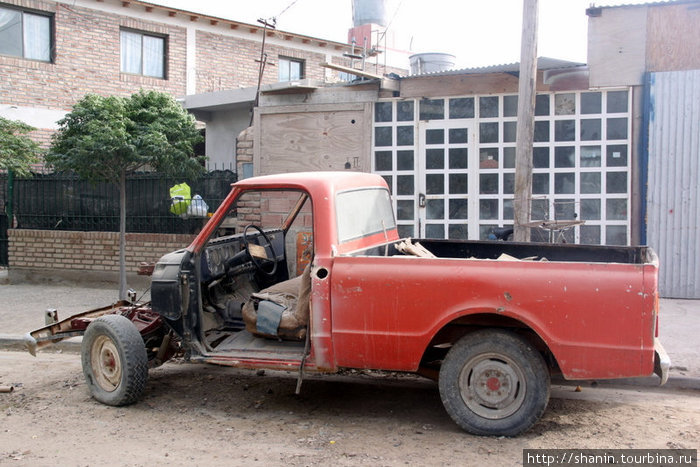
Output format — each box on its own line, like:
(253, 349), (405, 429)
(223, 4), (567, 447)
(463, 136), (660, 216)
(241, 264), (311, 340)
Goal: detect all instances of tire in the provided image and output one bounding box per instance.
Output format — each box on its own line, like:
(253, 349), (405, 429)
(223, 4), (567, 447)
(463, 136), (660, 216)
(81, 315), (148, 406)
(438, 329), (550, 436)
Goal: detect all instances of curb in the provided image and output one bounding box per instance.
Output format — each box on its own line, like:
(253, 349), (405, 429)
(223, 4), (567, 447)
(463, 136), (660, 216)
(553, 373), (700, 391)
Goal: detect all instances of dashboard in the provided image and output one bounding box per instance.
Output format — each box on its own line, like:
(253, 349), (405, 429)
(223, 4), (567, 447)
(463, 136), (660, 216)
(204, 240), (241, 279)
(201, 229), (285, 281)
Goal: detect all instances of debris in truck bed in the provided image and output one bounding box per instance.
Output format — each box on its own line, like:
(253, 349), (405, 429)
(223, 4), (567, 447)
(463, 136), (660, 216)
(496, 253), (548, 262)
(395, 238), (436, 258)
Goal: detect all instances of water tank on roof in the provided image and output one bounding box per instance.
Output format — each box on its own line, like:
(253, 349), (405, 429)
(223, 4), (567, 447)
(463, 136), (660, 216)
(352, 0), (388, 27)
(409, 53), (456, 75)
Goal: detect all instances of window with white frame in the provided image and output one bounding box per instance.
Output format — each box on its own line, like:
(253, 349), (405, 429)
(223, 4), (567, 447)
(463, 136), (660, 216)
(0, 5), (52, 62)
(278, 56), (304, 82)
(372, 89), (632, 246)
(120, 29), (166, 78)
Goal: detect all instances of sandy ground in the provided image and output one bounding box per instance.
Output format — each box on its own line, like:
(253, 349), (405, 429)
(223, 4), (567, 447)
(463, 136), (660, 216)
(1, 350), (698, 467)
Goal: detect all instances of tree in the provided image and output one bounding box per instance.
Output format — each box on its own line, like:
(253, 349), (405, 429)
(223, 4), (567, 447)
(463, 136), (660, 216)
(0, 117), (43, 176)
(47, 90), (205, 299)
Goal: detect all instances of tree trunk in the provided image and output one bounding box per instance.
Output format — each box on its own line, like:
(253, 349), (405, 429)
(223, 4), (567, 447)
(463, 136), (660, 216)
(118, 168), (127, 300)
(513, 0), (539, 242)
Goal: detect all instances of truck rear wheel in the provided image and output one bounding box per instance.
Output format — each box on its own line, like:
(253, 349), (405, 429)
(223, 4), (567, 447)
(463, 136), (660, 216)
(438, 329), (550, 436)
(81, 315), (148, 406)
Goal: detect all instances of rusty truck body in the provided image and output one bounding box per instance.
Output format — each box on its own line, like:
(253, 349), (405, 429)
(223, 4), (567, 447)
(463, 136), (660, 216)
(26, 171), (669, 436)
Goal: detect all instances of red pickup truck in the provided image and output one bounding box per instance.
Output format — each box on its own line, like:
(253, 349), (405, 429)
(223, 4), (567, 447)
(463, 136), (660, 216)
(26, 171), (669, 436)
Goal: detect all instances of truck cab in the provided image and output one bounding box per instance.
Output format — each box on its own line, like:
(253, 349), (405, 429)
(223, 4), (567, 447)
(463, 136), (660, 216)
(150, 172), (398, 371)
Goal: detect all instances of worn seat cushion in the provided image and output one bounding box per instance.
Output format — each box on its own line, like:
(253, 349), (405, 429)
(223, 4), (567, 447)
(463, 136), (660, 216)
(242, 265), (311, 340)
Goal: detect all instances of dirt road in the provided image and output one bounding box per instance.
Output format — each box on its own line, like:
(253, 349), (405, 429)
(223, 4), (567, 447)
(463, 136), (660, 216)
(1, 350), (698, 466)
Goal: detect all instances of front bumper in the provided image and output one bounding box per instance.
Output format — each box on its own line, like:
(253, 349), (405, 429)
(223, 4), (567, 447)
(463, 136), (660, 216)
(653, 337), (671, 385)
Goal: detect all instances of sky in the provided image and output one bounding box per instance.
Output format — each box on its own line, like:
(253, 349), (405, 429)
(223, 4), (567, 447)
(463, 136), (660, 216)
(148, 0), (653, 68)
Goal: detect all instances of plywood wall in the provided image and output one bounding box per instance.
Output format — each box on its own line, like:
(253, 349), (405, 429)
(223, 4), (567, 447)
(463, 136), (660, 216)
(255, 104), (371, 176)
(647, 3), (700, 72)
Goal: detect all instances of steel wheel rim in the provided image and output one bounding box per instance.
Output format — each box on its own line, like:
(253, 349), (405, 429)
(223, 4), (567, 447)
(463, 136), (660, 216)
(458, 352), (526, 420)
(90, 335), (122, 392)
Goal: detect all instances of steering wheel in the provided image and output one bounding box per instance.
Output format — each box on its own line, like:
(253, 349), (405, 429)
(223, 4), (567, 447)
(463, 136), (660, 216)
(242, 224), (278, 277)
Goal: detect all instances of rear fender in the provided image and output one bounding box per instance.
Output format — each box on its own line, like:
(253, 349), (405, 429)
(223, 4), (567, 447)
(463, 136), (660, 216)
(424, 312), (554, 359)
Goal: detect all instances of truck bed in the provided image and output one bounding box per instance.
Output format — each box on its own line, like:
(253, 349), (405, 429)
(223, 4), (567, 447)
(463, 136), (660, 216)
(352, 238), (655, 265)
(335, 238), (659, 380)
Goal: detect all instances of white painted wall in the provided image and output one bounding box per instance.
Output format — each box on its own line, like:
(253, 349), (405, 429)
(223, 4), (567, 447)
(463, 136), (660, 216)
(204, 108), (251, 171)
(0, 105), (66, 129)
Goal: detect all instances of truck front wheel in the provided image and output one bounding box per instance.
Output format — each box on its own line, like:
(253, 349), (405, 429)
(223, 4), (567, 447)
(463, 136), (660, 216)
(81, 315), (148, 406)
(438, 329), (550, 436)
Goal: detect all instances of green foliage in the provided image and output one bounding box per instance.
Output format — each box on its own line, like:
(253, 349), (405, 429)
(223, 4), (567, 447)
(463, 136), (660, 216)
(47, 90), (205, 182)
(46, 90), (206, 299)
(0, 117), (43, 176)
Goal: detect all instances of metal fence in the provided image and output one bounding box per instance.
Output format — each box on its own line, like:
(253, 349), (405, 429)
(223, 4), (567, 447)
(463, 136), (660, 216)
(2, 170), (237, 236)
(0, 210), (7, 267)
(1, 174), (9, 266)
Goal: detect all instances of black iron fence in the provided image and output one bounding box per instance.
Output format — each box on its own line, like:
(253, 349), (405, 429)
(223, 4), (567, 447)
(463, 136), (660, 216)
(0, 210), (7, 267)
(1, 170), (237, 238)
(1, 173), (10, 266)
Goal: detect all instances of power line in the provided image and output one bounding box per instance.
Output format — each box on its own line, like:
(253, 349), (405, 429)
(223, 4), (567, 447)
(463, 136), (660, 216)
(378, 0), (405, 43)
(276, 0), (301, 19)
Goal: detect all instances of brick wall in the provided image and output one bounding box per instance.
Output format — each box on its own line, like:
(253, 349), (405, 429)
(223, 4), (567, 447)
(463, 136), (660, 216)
(26, 127), (54, 171)
(195, 30), (335, 93)
(0, 0), (187, 111)
(236, 126), (254, 175)
(8, 229), (194, 273)
(0, 0), (366, 111)
(27, 128), (54, 148)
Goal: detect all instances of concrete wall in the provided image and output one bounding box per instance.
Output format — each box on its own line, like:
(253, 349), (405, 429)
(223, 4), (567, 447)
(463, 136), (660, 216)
(587, 6), (647, 87)
(205, 109), (252, 171)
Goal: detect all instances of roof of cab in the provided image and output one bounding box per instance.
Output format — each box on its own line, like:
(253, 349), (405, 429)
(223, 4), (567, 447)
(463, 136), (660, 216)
(233, 171), (389, 194)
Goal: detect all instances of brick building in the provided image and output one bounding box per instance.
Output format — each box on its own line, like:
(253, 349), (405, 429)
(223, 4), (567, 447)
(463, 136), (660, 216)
(0, 0), (405, 164)
(0, 0), (405, 280)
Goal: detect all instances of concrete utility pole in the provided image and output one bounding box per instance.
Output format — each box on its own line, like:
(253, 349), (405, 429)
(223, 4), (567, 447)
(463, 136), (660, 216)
(513, 0), (539, 242)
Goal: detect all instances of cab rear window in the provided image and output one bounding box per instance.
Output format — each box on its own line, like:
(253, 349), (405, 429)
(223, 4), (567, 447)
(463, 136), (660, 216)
(336, 188), (396, 243)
